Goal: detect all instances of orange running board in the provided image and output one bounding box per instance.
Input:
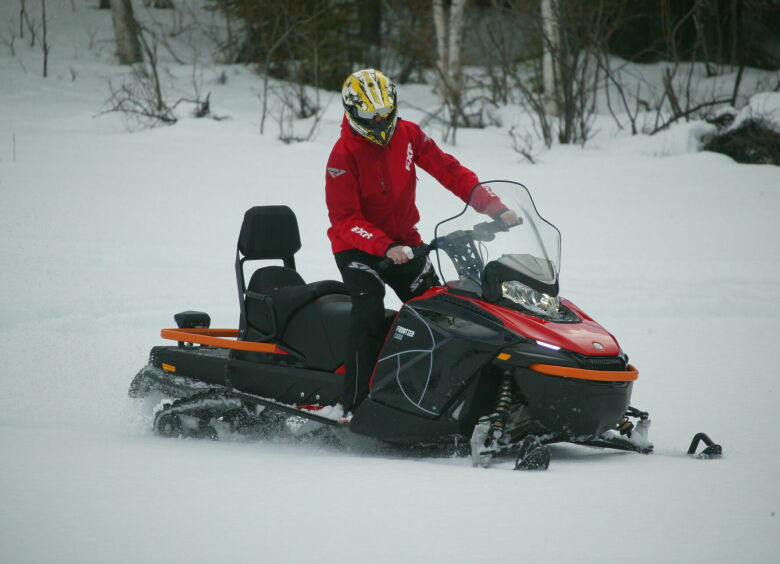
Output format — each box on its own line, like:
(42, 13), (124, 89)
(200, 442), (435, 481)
(528, 363), (638, 382)
(160, 328), (289, 355)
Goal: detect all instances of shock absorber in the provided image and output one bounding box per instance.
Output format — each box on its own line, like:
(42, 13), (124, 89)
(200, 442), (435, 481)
(471, 370), (516, 468)
(486, 372), (515, 445)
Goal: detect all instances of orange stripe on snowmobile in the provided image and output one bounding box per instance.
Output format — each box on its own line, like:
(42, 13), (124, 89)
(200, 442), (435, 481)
(160, 328), (289, 355)
(529, 363), (638, 382)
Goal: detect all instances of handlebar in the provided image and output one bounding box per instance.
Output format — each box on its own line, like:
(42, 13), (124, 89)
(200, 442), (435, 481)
(379, 217), (521, 269)
(472, 217), (522, 242)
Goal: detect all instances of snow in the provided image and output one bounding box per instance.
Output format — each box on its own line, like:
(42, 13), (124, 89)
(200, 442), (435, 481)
(1, 2), (779, 563)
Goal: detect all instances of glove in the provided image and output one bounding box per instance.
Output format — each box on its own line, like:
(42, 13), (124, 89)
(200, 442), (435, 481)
(386, 245), (413, 265)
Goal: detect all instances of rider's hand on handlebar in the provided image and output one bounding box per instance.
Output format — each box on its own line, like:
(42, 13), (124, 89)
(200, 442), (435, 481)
(499, 209), (520, 226)
(386, 245), (413, 265)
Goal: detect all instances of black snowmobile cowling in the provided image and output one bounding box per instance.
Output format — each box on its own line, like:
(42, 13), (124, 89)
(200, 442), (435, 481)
(130, 181), (721, 469)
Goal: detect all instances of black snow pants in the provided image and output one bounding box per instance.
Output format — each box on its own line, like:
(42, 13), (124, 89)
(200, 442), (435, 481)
(334, 248), (439, 413)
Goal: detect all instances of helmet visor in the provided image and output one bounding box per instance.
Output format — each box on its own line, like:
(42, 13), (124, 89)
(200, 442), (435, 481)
(356, 106), (393, 120)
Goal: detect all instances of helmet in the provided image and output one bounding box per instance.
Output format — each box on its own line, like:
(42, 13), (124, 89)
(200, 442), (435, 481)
(342, 69), (398, 146)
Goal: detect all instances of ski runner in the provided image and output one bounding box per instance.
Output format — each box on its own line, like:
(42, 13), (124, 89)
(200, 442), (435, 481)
(325, 68), (519, 414)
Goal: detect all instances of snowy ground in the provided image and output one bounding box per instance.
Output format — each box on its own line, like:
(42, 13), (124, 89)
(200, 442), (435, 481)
(1, 3), (779, 563)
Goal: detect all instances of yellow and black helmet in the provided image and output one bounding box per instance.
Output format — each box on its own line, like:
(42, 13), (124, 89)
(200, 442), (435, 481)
(342, 69), (398, 146)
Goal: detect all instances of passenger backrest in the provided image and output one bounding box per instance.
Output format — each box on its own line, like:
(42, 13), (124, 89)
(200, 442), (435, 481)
(236, 206), (302, 339)
(238, 206), (301, 268)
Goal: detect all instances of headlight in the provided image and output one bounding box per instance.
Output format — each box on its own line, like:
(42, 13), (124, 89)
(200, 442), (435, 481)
(501, 280), (560, 318)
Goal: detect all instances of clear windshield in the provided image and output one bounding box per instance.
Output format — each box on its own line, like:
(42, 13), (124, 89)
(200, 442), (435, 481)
(433, 181), (561, 297)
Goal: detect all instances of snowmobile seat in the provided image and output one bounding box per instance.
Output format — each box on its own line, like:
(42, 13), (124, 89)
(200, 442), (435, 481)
(244, 265), (348, 340)
(235, 206), (350, 368)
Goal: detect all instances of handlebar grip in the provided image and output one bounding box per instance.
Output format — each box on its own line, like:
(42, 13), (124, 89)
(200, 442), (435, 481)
(472, 217), (521, 242)
(379, 244), (431, 269)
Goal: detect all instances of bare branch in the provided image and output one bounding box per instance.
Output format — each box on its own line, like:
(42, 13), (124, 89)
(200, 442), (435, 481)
(649, 97), (733, 135)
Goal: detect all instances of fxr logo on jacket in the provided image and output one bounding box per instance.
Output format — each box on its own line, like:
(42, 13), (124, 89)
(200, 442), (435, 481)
(351, 226), (374, 239)
(405, 142), (413, 171)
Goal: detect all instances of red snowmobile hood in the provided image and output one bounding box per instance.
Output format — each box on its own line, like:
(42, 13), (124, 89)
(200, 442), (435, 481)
(418, 288), (621, 356)
(498, 298), (621, 356)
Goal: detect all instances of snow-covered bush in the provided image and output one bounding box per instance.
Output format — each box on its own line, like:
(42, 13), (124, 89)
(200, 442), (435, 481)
(704, 118), (780, 165)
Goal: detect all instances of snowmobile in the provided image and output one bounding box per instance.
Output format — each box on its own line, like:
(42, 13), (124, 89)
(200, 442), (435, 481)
(129, 181), (720, 470)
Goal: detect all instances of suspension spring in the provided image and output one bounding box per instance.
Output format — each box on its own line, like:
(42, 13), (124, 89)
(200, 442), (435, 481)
(488, 372), (515, 441)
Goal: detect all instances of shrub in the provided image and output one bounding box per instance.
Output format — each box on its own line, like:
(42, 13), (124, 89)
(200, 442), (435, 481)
(703, 118), (780, 165)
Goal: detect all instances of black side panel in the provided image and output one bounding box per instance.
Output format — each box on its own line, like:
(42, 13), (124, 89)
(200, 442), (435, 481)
(152, 346), (230, 386)
(514, 368), (633, 439)
(150, 345), (344, 406)
(282, 293), (352, 371)
(350, 398), (460, 444)
(227, 359), (344, 406)
(229, 346), (305, 367)
(369, 298), (509, 419)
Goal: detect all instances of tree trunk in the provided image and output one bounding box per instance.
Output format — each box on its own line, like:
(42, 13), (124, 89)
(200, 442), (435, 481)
(433, 0), (448, 98)
(447, 0), (467, 98)
(110, 0), (143, 65)
(41, 0), (49, 77)
(541, 0), (560, 116)
(432, 0), (467, 103)
(359, 1), (382, 69)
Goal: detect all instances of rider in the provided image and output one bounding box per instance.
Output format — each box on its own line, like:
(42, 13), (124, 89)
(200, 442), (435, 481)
(325, 68), (518, 414)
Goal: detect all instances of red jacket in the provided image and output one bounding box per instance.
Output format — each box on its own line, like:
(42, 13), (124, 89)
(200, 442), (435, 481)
(325, 117), (505, 256)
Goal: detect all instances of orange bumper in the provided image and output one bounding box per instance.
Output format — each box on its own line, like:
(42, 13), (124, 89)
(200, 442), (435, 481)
(528, 363), (638, 382)
(160, 328), (289, 355)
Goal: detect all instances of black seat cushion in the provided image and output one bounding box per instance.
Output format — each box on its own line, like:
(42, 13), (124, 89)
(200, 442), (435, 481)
(244, 266), (348, 339)
(249, 265), (305, 292)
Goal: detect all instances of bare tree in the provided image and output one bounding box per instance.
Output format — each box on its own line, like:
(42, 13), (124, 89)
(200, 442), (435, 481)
(271, 82), (329, 144)
(598, 52), (644, 135)
(379, 0), (435, 84)
(642, 0), (753, 135)
(432, 0), (470, 142)
(19, 0), (42, 47)
(540, 0), (559, 116)
(20, 0), (28, 39)
(40, 0), (48, 77)
(101, 21), (222, 130)
(507, 1), (627, 147)
(110, 0), (143, 64)
(255, 2), (331, 134)
(103, 28), (176, 129)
